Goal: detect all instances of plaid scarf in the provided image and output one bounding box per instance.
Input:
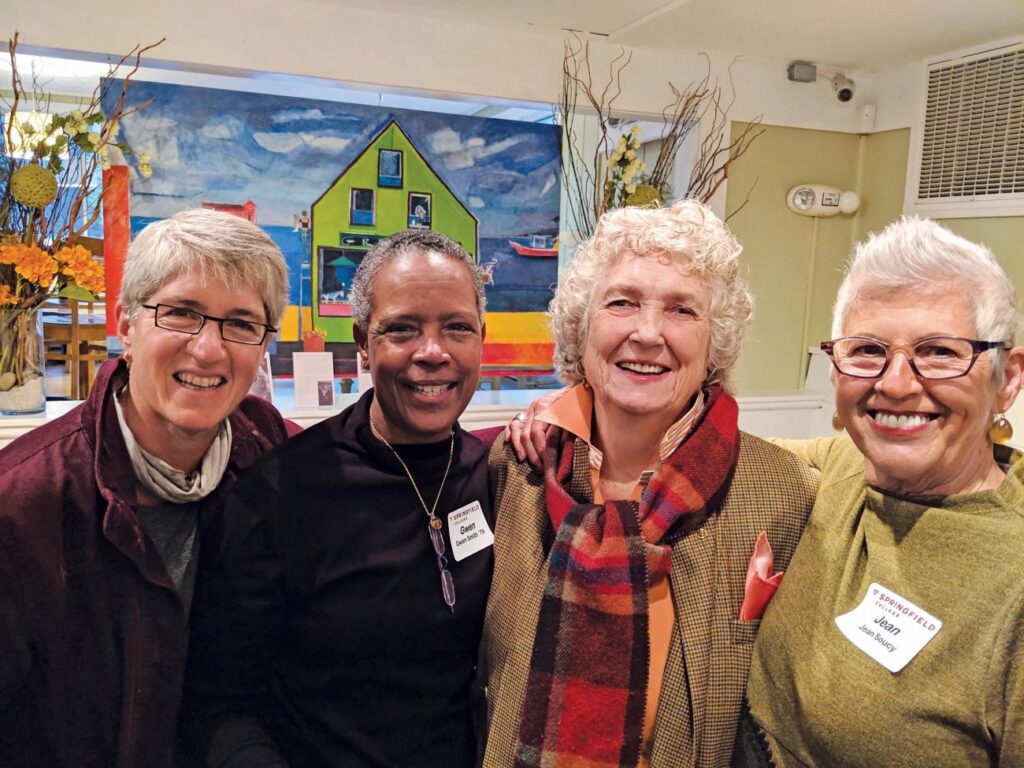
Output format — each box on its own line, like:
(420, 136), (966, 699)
(513, 384), (740, 768)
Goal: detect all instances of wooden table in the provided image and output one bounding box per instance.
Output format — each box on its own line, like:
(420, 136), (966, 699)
(43, 303), (107, 400)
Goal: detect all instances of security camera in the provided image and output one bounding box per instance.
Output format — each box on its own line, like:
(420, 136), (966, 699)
(832, 74), (855, 103)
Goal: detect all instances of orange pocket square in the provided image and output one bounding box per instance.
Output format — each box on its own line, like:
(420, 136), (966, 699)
(739, 531), (785, 621)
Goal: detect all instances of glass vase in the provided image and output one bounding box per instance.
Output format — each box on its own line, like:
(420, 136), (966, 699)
(0, 307), (46, 415)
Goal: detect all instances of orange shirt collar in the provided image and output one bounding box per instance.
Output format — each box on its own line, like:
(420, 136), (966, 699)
(538, 384), (706, 473)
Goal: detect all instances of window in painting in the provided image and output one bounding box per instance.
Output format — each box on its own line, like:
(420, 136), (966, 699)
(350, 188), (375, 226)
(408, 192), (431, 229)
(318, 246), (366, 311)
(378, 149), (403, 188)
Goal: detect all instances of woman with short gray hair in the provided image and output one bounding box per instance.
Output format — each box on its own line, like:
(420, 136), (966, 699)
(741, 218), (1024, 767)
(0, 207), (291, 765)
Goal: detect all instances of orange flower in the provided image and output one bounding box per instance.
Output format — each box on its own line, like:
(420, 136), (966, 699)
(55, 244), (105, 294)
(0, 284), (17, 306)
(0, 243), (57, 288)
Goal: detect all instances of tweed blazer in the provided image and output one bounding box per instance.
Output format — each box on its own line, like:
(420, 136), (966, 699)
(481, 431), (819, 768)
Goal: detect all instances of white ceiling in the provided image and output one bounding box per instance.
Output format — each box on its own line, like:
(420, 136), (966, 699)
(7, 0), (1021, 123)
(329, 0), (1024, 71)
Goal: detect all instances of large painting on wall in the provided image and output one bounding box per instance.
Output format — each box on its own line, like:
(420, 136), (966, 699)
(104, 80), (561, 369)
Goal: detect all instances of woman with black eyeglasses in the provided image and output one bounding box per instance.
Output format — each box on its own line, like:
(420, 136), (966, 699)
(182, 230), (495, 768)
(0, 208), (291, 766)
(737, 218), (1024, 767)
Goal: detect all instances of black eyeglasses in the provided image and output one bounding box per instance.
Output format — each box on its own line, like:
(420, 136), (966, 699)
(142, 303), (276, 345)
(821, 336), (1010, 380)
(428, 525), (456, 613)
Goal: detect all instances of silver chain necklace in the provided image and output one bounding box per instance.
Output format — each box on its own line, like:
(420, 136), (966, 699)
(370, 416), (457, 612)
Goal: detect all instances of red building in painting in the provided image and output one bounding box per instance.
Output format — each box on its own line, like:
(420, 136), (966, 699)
(202, 199), (257, 222)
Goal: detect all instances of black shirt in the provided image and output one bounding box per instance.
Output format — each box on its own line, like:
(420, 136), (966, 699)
(183, 391), (494, 768)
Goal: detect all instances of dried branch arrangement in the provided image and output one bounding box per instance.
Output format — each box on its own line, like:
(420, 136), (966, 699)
(558, 34), (763, 239)
(0, 32), (162, 300)
(0, 32), (160, 399)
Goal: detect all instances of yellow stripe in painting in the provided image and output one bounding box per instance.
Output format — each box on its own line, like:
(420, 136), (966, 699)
(484, 312), (551, 343)
(277, 305), (313, 343)
(279, 307), (546, 344)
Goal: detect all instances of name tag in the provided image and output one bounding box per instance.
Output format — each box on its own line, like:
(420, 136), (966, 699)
(447, 500), (494, 562)
(835, 582), (942, 673)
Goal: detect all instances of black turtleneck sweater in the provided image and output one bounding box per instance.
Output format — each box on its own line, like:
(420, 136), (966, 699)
(182, 390), (495, 768)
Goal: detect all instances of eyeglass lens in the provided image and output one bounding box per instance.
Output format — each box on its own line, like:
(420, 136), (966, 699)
(428, 525), (456, 612)
(833, 337), (977, 378)
(153, 304), (267, 344)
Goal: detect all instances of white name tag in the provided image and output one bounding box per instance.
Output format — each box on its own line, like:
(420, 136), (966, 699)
(447, 500), (494, 562)
(835, 582), (942, 673)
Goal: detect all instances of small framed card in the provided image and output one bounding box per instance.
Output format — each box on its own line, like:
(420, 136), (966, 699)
(293, 352), (336, 409)
(247, 351), (275, 404)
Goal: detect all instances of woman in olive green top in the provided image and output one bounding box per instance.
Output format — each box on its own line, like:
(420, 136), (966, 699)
(742, 218), (1024, 767)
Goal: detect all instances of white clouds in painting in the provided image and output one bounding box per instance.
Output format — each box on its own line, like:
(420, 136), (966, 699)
(253, 132), (305, 153)
(272, 108), (326, 123)
(539, 174), (556, 196)
(476, 137), (520, 160)
(119, 114), (182, 167)
(200, 116), (244, 139)
(253, 131), (350, 154)
(126, 115), (179, 133)
(307, 135), (350, 152)
(469, 196), (485, 208)
(430, 127), (521, 171)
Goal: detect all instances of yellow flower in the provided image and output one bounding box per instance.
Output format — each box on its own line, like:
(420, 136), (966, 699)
(55, 245), (105, 294)
(0, 244), (58, 287)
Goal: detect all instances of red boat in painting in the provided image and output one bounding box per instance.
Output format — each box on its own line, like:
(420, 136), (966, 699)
(508, 235), (558, 258)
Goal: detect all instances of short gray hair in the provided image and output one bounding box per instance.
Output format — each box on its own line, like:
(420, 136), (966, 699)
(349, 230), (486, 332)
(120, 208), (289, 327)
(832, 217), (1020, 380)
(550, 199), (753, 392)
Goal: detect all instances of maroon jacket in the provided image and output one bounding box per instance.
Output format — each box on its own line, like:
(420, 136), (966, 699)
(0, 358), (290, 767)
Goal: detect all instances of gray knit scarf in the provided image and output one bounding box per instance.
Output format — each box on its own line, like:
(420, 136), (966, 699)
(114, 391), (232, 504)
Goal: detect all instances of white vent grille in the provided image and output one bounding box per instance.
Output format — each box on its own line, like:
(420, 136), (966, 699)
(906, 40), (1024, 218)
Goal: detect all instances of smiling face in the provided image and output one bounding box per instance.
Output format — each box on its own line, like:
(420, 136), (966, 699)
(117, 270), (270, 460)
(354, 250), (484, 444)
(581, 253), (712, 435)
(835, 287), (1024, 496)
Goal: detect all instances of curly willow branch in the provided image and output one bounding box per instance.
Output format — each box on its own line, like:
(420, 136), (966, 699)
(558, 43), (762, 238)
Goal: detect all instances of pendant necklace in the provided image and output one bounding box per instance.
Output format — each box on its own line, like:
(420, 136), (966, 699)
(370, 416), (457, 612)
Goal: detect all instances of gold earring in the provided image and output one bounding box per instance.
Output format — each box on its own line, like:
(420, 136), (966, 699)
(832, 412), (844, 432)
(990, 414), (1013, 444)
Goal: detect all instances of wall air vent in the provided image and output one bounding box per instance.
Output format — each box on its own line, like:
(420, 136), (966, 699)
(905, 39), (1024, 218)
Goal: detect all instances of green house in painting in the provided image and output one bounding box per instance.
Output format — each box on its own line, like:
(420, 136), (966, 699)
(311, 118), (479, 342)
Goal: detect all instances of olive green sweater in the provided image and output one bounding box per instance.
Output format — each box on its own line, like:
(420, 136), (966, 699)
(747, 436), (1024, 767)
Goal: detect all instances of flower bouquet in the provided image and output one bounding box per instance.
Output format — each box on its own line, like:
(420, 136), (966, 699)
(601, 126), (648, 212)
(0, 33), (158, 413)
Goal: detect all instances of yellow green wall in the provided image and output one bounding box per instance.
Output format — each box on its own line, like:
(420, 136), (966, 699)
(852, 129), (909, 243)
(725, 123), (863, 391)
(937, 217), (1024, 292)
(725, 122), (1022, 394)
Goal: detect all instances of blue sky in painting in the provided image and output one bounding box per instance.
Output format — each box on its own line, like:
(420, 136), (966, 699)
(105, 80), (562, 236)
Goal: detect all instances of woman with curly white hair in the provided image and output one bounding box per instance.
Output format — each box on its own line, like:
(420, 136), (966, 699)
(481, 199), (818, 768)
